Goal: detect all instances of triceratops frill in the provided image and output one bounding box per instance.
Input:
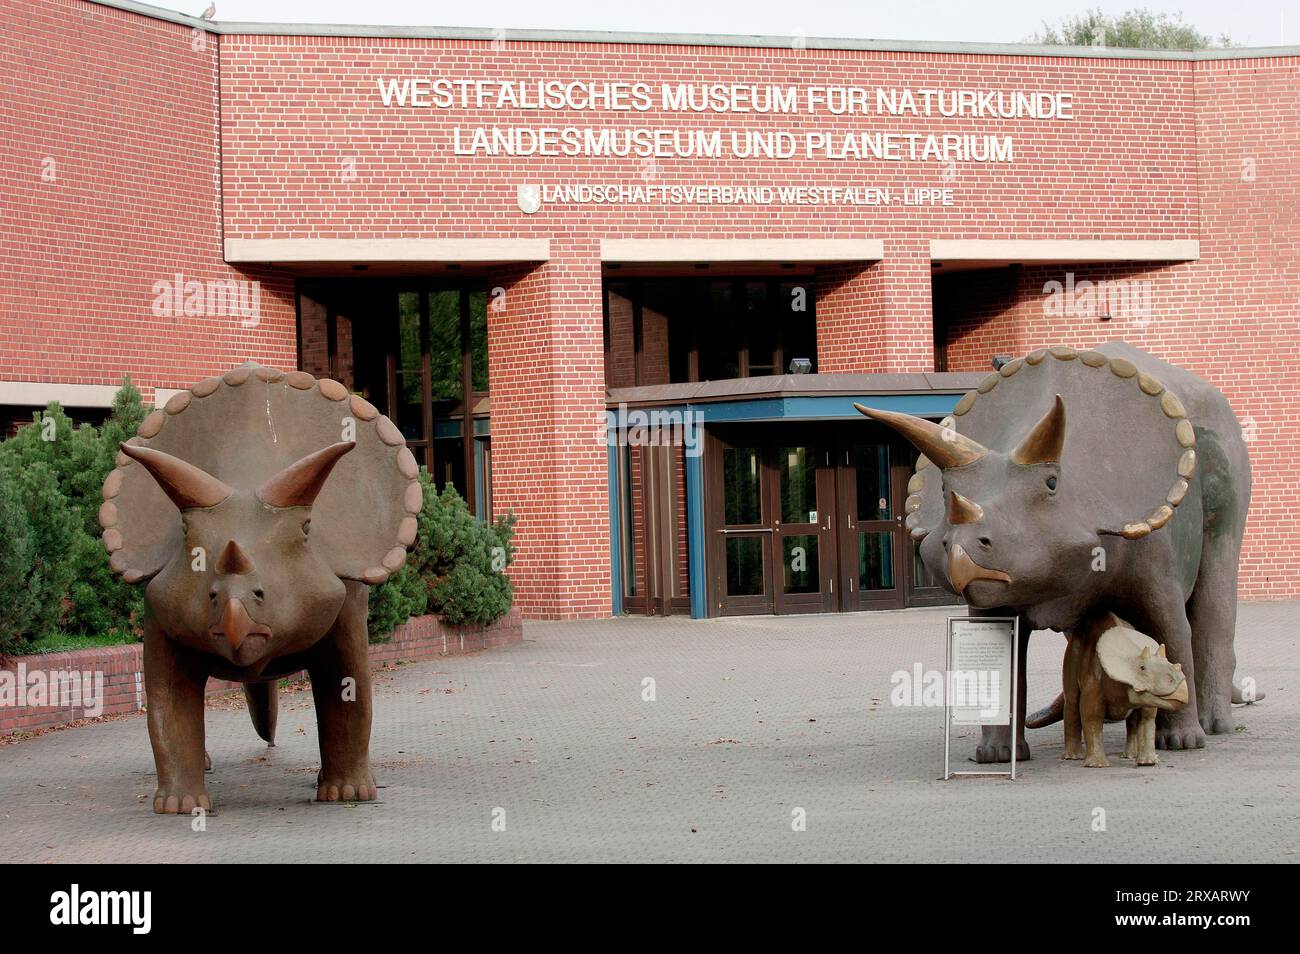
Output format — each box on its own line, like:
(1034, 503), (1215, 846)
(100, 362), (422, 811)
(857, 342), (1250, 763)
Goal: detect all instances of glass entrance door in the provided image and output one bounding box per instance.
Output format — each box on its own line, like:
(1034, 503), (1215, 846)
(712, 442), (773, 615)
(836, 442), (907, 610)
(704, 422), (959, 616)
(708, 428), (835, 615)
(770, 444), (835, 614)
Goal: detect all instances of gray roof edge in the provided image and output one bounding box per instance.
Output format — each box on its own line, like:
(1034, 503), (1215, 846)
(88, 0), (215, 32)
(607, 372), (984, 406)
(85, 2), (1300, 61)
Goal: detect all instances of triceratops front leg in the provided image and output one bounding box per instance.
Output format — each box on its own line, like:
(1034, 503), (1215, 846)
(143, 618), (213, 814)
(974, 612), (1032, 763)
(307, 581), (377, 802)
(1132, 592), (1206, 751)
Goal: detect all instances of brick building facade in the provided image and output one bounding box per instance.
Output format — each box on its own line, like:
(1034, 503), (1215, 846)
(4, 0), (1297, 619)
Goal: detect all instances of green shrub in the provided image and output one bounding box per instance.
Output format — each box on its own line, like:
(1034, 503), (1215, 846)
(366, 563), (428, 640)
(0, 470), (43, 654)
(0, 379), (147, 649)
(367, 471), (517, 637)
(0, 460), (78, 643)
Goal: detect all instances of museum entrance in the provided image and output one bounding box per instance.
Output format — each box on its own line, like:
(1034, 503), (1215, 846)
(705, 421), (956, 616)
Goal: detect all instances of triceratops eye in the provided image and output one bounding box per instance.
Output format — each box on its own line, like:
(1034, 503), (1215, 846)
(1045, 475), (1058, 492)
(301, 519), (311, 538)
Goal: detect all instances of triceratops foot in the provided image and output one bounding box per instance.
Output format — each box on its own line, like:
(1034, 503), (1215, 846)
(153, 784), (213, 814)
(1154, 713), (1206, 751)
(1199, 712), (1234, 736)
(316, 771), (377, 803)
(974, 734), (1031, 763)
(1198, 689), (1236, 735)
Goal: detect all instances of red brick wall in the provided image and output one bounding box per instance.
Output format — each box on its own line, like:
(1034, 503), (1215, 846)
(485, 253), (610, 619)
(0, 1), (297, 406)
(605, 285), (636, 389)
(6, 5), (1297, 609)
(0, 608), (522, 736)
(218, 38), (1198, 242)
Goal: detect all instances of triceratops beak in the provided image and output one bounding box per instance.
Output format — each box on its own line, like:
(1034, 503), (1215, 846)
(947, 543), (1012, 594)
(220, 597), (255, 651)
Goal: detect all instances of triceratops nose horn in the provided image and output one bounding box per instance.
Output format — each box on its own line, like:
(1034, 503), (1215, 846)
(947, 490), (984, 525)
(853, 405), (987, 469)
(215, 540), (254, 575)
(118, 443), (233, 510)
(257, 441), (356, 508)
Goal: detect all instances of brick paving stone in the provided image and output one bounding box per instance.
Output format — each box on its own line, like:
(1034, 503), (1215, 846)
(0, 602), (1294, 863)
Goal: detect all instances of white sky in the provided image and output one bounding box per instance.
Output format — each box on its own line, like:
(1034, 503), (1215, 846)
(158, 0), (1298, 47)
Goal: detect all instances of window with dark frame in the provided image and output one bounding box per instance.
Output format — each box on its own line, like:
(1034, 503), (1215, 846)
(603, 278), (817, 387)
(296, 280), (489, 515)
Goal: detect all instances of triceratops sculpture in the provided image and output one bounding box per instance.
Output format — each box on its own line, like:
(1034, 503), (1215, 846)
(857, 342), (1250, 762)
(1033, 611), (1189, 767)
(100, 362), (421, 812)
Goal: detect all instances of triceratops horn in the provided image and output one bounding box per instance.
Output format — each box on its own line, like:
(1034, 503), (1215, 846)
(215, 540), (254, 575)
(257, 441), (356, 508)
(853, 404), (987, 469)
(948, 490), (984, 525)
(1011, 394), (1067, 466)
(118, 442), (233, 510)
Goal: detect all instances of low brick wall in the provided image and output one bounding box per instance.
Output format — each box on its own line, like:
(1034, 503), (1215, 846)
(0, 608), (523, 736)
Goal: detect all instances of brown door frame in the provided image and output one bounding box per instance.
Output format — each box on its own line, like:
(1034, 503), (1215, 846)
(706, 429), (774, 616)
(835, 433), (909, 611)
(706, 424), (838, 616)
(768, 437), (837, 615)
(618, 433), (691, 617)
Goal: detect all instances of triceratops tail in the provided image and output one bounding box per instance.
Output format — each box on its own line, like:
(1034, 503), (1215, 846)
(1025, 692), (1065, 728)
(243, 681), (278, 746)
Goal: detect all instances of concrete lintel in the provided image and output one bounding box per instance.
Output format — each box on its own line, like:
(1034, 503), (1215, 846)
(223, 238), (550, 264)
(602, 239), (883, 264)
(0, 381), (123, 409)
(930, 239), (1200, 264)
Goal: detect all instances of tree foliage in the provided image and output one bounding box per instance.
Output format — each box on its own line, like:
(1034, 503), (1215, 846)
(1031, 8), (1232, 50)
(367, 473), (517, 637)
(0, 379), (147, 651)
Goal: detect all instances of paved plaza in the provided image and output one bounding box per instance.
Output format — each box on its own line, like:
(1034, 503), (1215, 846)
(1, 603), (1295, 863)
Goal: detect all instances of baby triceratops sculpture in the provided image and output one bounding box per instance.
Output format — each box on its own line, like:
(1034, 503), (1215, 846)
(857, 342), (1251, 763)
(1029, 611), (1189, 767)
(100, 363), (421, 812)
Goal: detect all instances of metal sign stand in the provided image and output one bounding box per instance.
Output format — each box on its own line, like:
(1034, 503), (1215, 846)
(943, 616), (1020, 780)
